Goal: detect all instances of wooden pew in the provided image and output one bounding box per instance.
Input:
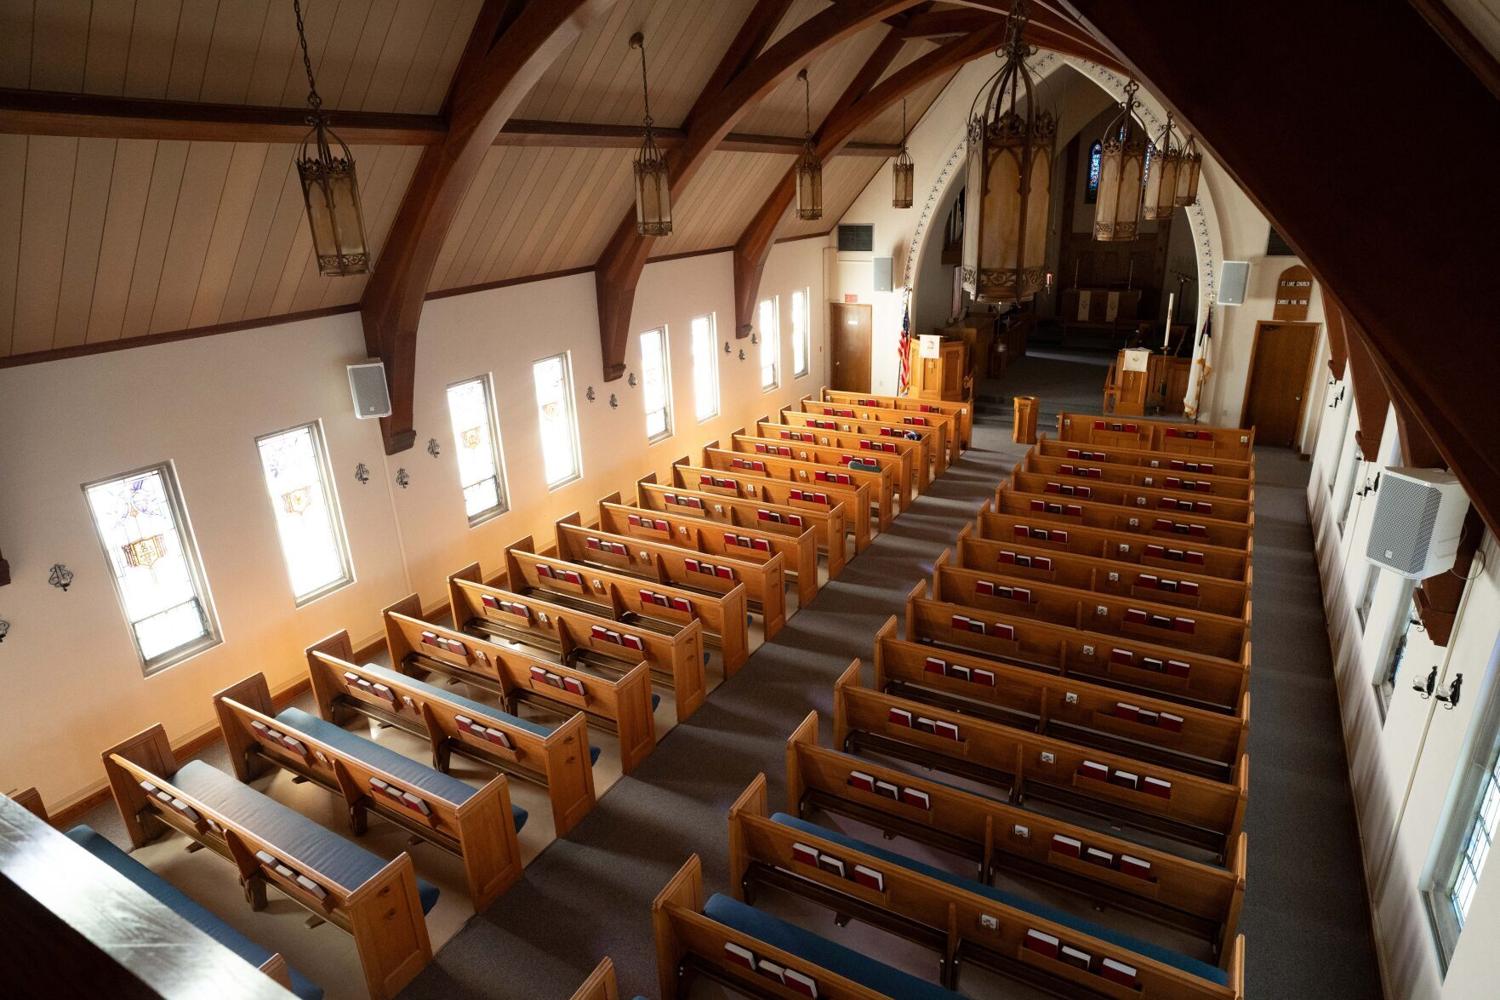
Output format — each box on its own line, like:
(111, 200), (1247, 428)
(873, 617), (1248, 781)
(307, 632), (617, 822)
(503, 537), (750, 678)
(779, 405), (948, 480)
(760, 414), (930, 492)
(212, 673), (523, 909)
(977, 501), (1251, 583)
(553, 512), (786, 640)
(569, 957), (624, 1000)
(957, 523), (1249, 618)
(1036, 435), (1254, 482)
(0, 790), (306, 999)
(802, 396), (960, 467)
(1057, 413), (1256, 463)
(1010, 467), (1254, 526)
(822, 387), (973, 451)
(933, 552), (1251, 662)
(652, 853), (963, 1000)
(730, 773), (1245, 998)
(736, 423), (915, 506)
(704, 441), (896, 534)
(1027, 449), (1253, 501)
(446, 566), (698, 729)
(673, 458), (872, 555)
(996, 483), (1254, 551)
(102, 725), (434, 1000)
(906, 584), (1249, 716)
(786, 713), (1247, 956)
(833, 659), (1248, 856)
(638, 472), (840, 582)
(598, 492), (818, 610)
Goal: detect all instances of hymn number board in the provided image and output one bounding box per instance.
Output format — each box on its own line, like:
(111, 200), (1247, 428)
(1273, 264), (1314, 321)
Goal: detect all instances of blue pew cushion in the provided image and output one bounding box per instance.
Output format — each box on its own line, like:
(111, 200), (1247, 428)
(771, 813), (1228, 986)
(66, 825), (324, 1000)
(170, 761), (441, 914)
(703, 893), (962, 1000)
(356, 662), (601, 772)
(274, 709), (527, 837)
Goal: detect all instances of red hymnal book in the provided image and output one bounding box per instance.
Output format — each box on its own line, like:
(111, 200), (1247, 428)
(1166, 659), (1191, 678)
(1159, 712), (1184, 732)
(924, 657), (947, 676)
(973, 668), (996, 687)
(792, 842), (820, 867)
(1023, 930), (1060, 959)
(621, 634), (645, 651)
(847, 771), (876, 793)
(901, 787), (931, 810)
(888, 707), (913, 727)
(783, 968), (818, 997)
(852, 865), (884, 891)
(723, 942), (755, 970)
(1143, 776), (1173, 798)
(1078, 760), (1109, 782)
(1119, 855), (1152, 879)
(1100, 957), (1139, 987)
(563, 676), (586, 697)
(1051, 834), (1082, 858)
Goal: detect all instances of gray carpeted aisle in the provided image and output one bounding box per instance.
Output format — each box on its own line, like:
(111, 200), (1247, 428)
(403, 355), (1384, 1000)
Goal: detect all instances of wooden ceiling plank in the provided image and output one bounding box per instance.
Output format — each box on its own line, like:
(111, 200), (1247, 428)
(419, 1), (488, 114)
(118, 140), (190, 340)
(187, 141), (272, 328)
(164, 0), (221, 102)
(594, 0), (925, 380)
(29, 0), (92, 93)
(50, 137), (116, 349)
(148, 139), (236, 334)
(239, 148), (314, 322)
(394, 2), (467, 115)
(214, 143), (295, 325)
(0, 136), (26, 356)
(733, 22), (1005, 335)
(84, 138), (157, 343)
(13, 136), (79, 355)
(360, 0), (622, 453)
(195, 0), (274, 105)
(122, 0), (184, 101)
(0, 3), (34, 90)
(343, 0), (403, 111)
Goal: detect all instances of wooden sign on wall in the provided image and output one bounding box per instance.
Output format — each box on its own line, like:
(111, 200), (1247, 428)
(1274, 264), (1315, 321)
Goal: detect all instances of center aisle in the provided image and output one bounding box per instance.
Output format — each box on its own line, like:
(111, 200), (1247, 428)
(403, 416), (1029, 999)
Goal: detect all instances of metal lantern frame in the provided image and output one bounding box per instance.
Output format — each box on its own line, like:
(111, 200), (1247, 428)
(1175, 132), (1203, 207)
(630, 31), (672, 237)
(1141, 111), (1181, 221)
(795, 69), (823, 221)
(1093, 79), (1147, 242)
(292, 0), (370, 276)
(892, 98), (914, 209)
(960, 0), (1057, 304)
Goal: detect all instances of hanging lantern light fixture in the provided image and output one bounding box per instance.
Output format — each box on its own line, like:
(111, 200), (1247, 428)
(892, 98), (914, 209)
(629, 32), (672, 236)
(1093, 79), (1147, 242)
(1175, 132), (1202, 207)
(292, 0), (369, 276)
(1141, 112), (1181, 221)
(795, 69), (823, 221)
(961, 0), (1056, 304)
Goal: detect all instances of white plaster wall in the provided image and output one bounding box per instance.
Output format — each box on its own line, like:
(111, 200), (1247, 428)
(0, 239), (826, 809)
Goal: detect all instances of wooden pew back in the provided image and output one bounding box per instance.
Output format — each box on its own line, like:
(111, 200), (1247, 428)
(779, 406), (947, 478)
(977, 502), (1251, 582)
(996, 483), (1254, 551)
(1026, 450), (1253, 501)
(1036, 435), (1253, 481)
(802, 396), (959, 466)
(447, 565), (703, 724)
(672, 458), (871, 554)
(821, 387), (973, 450)
(761, 414), (931, 491)
(735, 426), (914, 504)
(1057, 413), (1256, 462)
(704, 443), (895, 533)
(102, 725), (432, 1000)
(1011, 468), (1253, 525)
(905, 583), (1249, 714)
(212, 672), (521, 908)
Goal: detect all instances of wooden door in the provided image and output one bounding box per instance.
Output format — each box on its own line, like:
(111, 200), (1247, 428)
(1242, 321), (1318, 447)
(829, 303), (872, 392)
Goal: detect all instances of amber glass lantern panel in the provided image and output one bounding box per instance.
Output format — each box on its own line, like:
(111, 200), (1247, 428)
(299, 156), (369, 276)
(634, 156), (672, 236)
(796, 155), (823, 220)
(892, 156), (914, 209)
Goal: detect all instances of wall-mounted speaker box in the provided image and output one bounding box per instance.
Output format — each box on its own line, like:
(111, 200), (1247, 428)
(348, 361), (392, 419)
(873, 257), (893, 292)
(1219, 261), (1250, 306)
(1365, 468), (1469, 578)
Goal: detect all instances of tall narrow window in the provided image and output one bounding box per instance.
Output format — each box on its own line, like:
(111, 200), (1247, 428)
(759, 296), (780, 390)
(1378, 587), (1420, 712)
(533, 352), (583, 488)
(691, 313), (720, 421)
(640, 327), (674, 442)
(256, 422), (354, 605)
(1356, 564), (1381, 628)
(791, 287), (811, 378)
(1085, 140), (1102, 203)
(1449, 751), (1500, 929)
(84, 463), (221, 673)
(446, 375), (508, 525)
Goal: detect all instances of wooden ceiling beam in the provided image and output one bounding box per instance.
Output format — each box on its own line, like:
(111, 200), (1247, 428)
(593, 0), (926, 381)
(496, 119), (900, 154)
(360, 0), (620, 454)
(1061, 0), (1500, 538)
(733, 22), (1010, 338)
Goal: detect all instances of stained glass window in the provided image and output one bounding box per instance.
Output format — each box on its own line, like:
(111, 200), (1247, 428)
(1086, 140), (1102, 204)
(447, 376), (508, 524)
(533, 352), (583, 488)
(640, 327), (673, 442)
(691, 314), (720, 422)
(791, 288), (811, 379)
(1450, 750), (1500, 928)
(759, 297), (780, 391)
(84, 463), (220, 672)
(255, 422), (353, 604)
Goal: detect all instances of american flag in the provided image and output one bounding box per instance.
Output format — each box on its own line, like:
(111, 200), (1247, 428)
(897, 292), (912, 395)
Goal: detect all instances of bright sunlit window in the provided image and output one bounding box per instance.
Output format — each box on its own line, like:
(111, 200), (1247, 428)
(791, 287), (811, 378)
(84, 463), (221, 673)
(447, 375), (509, 525)
(640, 327), (674, 442)
(255, 421), (353, 605)
(533, 352), (583, 488)
(691, 313), (720, 422)
(759, 296), (780, 390)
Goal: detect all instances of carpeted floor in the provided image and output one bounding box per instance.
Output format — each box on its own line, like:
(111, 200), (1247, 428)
(400, 354), (1386, 999)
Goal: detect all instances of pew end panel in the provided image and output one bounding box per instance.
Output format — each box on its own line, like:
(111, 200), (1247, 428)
(785, 712), (820, 815)
(102, 724), (183, 848)
(726, 772), (772, 903)
(870, 616), (900, 690)
(831, 659), (863, 753)
(652, 854), (706, 1000)
(339, 850), (435, 1000)
(306, 630), (365, 725)
(568, 957), (622, 1000)
(9, 786), (48, 820)
(212, 673), (277, 783)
